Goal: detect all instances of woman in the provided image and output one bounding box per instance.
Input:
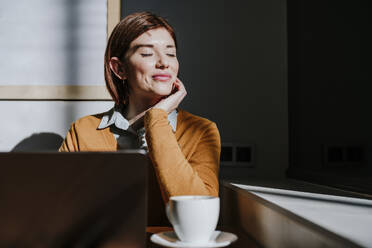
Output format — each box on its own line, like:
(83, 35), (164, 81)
(59, 12), (221, 227)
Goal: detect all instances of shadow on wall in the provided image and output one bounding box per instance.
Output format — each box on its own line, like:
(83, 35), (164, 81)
(12, 133), (64, 152)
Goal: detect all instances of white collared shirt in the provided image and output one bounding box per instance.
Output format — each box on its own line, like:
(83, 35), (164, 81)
(98, 106), (178, 150)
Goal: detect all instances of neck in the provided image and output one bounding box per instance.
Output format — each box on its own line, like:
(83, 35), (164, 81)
(124, 93), (161, 125)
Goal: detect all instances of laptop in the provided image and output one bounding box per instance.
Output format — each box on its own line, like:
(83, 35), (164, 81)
(0, 150), (148, 248)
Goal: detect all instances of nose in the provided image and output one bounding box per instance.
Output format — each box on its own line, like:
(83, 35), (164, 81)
(155, 53), (169, 69)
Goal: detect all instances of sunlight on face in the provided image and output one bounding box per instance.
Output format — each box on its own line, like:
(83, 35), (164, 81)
(124, 28), (179, 101)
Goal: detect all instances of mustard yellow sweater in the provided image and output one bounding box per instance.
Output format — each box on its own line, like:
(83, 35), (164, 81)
(60, 108), (221, 226)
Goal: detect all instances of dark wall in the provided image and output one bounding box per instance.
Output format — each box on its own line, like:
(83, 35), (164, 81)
(288, 1), (372, 192)
(122, 0), (288, 179)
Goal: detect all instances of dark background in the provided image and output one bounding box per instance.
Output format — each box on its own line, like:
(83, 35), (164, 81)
(123, 0), (289, 180)
(287, 0), (372, 193)
(122, 0), (372, 193)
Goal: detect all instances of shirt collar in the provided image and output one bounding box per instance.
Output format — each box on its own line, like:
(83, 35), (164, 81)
(98, 106), (178, 132)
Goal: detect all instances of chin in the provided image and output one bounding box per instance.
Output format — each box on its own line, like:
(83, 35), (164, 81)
(151, 83), (173, 96)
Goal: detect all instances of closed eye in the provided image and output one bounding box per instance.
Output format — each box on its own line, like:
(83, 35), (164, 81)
(141, 53), (153, 57)
(167, 54), (176, 57)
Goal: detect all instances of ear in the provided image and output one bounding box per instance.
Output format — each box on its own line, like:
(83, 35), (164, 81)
(109, 57), (127, 80)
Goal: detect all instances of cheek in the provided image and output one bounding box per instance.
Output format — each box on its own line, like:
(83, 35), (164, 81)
(129, 61), (155, 80)
(172, 59), (179, 75)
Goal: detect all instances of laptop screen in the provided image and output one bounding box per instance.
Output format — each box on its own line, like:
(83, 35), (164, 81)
(0, 150), (148, 248)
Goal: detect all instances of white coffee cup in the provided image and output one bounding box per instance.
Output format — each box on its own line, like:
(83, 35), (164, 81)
(166, 195), (220, 244)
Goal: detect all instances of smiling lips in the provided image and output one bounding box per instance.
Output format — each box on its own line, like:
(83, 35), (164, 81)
(152, 74), (172, 82)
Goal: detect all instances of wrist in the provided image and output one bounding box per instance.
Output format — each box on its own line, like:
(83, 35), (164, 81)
(144, 108), (168, 129)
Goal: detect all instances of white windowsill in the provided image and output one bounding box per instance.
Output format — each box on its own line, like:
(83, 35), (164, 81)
(233, 183), (372, 247)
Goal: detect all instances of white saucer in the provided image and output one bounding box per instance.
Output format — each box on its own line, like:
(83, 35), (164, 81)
(150, 230), (238, 248)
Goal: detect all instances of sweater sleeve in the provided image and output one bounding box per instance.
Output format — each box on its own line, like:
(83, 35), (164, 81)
(144, 108), (221, 201)
(59, 123), (79, 152)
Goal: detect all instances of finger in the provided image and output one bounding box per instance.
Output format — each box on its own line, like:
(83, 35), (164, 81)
(179, 83), (186, 96)
(175, 78), (185, 87)
(171, 82), (177, 93)
(173, 81), (181, 90)
(175, 78), (186, 92)
(171, 82), (182, 95)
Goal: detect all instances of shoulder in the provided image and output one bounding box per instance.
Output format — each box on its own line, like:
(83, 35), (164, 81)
(73, 113), (104, 130)
(71, 109), (113, 136)
(63, 110), (116, 151)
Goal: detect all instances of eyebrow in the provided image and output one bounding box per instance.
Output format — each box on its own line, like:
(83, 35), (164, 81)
(132, 44), (176, 50)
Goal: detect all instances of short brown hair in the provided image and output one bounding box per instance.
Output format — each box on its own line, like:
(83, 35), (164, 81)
(104, 12), (177, 106)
